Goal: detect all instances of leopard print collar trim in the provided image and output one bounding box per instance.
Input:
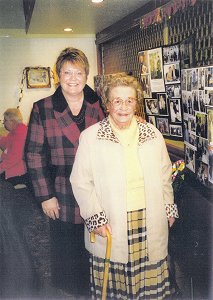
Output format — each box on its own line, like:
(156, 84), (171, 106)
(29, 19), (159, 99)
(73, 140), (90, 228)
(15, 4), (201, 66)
(97, 118), (119, 143)
(97, 117), (157, 145)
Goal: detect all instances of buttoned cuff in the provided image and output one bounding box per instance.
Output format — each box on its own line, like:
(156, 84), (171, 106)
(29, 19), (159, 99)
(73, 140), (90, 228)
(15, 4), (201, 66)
(85, 211), (108, 233)
(165, 203), (179, 218)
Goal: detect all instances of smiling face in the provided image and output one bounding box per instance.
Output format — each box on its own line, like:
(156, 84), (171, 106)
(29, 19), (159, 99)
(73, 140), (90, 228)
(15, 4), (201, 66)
(59, 61), (87, 100)
(107, 86), (137, 129)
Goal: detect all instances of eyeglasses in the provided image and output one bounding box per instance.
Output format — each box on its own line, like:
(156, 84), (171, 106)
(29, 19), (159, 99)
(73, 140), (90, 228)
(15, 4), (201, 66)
(60, 70), (86, 79)
(110, 97), (136, 108)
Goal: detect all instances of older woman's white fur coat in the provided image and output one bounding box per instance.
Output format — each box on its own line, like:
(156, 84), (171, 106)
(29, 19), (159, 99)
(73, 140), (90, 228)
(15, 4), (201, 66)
(71, 118), (174, 263)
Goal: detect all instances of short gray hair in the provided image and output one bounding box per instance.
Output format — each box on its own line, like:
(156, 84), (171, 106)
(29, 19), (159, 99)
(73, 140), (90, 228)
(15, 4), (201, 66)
(101, 74), (144, 114)
(4, 108), (23, 123)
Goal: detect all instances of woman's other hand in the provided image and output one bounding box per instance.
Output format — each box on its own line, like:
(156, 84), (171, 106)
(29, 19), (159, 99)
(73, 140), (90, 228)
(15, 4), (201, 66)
(94, 223), (112, 238)
(41, 197), (60, 220)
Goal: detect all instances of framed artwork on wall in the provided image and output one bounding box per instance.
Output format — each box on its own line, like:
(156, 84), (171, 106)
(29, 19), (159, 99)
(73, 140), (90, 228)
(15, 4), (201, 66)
(26, 67), (51, 88)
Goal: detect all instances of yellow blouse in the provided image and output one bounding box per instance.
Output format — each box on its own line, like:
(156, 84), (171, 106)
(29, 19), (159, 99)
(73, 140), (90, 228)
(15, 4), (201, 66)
(109, 116), (146, 211)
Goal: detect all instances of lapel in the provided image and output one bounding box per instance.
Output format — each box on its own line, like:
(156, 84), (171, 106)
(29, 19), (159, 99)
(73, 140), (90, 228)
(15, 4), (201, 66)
(53, 86), (81, 147)
(52, 85), (101, 147)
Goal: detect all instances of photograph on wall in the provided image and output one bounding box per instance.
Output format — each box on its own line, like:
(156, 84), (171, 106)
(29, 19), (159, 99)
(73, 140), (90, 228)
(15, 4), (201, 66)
(205, 67), (213, 89)
(196, 161), (208, 186)
(165, 84), (181, 98)
(145, 99), (159, 115)
(205, 90), (213, 106)
(147, 115), (156, 127)
(207, 107), (213, 184)
(185, 132), (197, 150)
(181, 69), (187, 90)
(140, 74), (152, 98)
(185, 144), (195, 172)
(138, 50), (149, 75)
(182, 91), (188, 114)
(163, 45), (180, 65)
(183, 119), (189, 143)
(192, 90), (199, 112)
(191, 68), (199, 90)
(182, 90), (193, 115)
(195, 112), (207, 139)
(169, 124), (183, 137)
(148, 47), (165, 92)
(209, 146), (213, 184)
(196, 137), (209, 165)
(188, 115), (196, 133)
(207, 108), (213, 147)
(205, 66), (213, 89)
(169, 98), (182, 123)
(198, 90), (206, 112)
(186, 69), (192, 91)
(157, 93), (168, 115)
(156, 117), (169, 136)
(164, 63), (180, 84)
(198, 67), (205, 90)
(26, 67), (51, 89)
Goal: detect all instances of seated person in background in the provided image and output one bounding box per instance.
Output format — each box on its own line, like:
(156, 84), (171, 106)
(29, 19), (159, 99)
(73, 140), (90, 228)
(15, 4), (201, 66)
(0, 108), (28, 187)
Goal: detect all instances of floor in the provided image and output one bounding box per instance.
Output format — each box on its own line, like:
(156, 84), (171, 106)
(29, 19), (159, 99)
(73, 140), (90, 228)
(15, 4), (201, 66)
(2, 184), (212, 300)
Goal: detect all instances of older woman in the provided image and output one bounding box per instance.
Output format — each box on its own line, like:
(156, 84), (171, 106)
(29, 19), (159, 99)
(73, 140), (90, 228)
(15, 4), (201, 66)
(0, 108), (28, 187)
(25, 47), (105, 296)
(71, 74), (179, 299)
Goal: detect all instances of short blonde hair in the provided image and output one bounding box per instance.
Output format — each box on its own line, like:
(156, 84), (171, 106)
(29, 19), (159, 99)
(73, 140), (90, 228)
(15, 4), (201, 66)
(101, 74), (144, 114)
(56, 47), (89, 77)
(4, 108), (23, 123)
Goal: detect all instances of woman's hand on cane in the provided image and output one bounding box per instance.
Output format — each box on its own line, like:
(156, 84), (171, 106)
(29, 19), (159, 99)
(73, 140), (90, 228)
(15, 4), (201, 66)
(94, 224), (112, 237)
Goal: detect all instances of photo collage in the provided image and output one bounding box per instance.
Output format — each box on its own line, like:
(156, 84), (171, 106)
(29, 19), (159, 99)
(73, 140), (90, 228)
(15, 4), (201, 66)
(139, 45), (183, 139)
(139, 42), (213, 187)
(182, 65), (213, 186)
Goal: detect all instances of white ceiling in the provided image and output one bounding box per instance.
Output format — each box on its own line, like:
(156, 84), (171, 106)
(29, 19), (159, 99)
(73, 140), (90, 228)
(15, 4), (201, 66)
(0, 0), (150, 36)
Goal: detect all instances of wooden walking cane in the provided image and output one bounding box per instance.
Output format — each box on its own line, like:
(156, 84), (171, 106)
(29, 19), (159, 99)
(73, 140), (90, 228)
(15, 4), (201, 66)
(90, 228), (112, 300)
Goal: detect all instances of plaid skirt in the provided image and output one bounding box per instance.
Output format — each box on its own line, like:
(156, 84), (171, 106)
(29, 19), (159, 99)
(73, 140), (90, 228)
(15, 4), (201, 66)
(89, 209), (170, 299)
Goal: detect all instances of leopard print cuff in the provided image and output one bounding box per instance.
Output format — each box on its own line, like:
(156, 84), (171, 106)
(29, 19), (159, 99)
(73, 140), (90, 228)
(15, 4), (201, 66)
(85, 211), (108, 233)
(165, 203), (179, 219)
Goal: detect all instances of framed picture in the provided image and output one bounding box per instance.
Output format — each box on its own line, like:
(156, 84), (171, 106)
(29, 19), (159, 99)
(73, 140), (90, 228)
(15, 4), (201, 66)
(156, 117), (170, 136)
(164, 63), (180, 84)
(185, 145), (195, 172)
(147, 115), (156, 127)
(166, 83), (181, 98)
(163, 45), (180, 65)
(169, 98), (182, 123)
(145, 99), (159, 115)
(26, 67), (51, 88)
(138, 50), (149, 75)
(140, 74), (152, 98)
(169, 124), (183, 137)
(157, 93), (168, 115)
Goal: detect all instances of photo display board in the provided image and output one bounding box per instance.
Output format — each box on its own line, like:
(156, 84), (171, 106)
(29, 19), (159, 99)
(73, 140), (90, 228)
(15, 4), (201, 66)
(139, 42), (213, 188)
(182, 65), (213, 186)
(139, 44), (183, 140)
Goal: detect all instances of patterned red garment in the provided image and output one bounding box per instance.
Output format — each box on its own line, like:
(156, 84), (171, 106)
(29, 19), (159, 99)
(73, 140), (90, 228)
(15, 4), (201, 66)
(0, 123), (27, 178)
(25, 85), (105, 223)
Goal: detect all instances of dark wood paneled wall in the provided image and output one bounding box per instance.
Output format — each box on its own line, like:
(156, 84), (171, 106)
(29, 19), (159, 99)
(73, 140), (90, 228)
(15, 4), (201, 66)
(96, 0), (212, 77)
